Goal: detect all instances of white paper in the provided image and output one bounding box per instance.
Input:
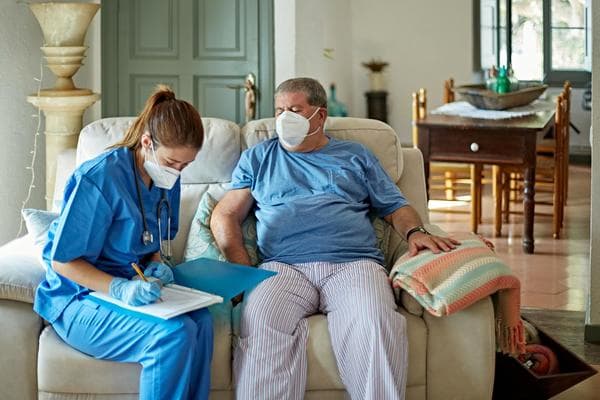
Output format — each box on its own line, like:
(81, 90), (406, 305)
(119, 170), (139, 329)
(89, 284), (223, 320)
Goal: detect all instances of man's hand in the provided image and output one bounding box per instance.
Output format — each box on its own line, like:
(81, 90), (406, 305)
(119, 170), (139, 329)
(407, 232), (460, 256)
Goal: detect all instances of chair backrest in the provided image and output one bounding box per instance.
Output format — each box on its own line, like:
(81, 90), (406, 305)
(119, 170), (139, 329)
(554, 93), (569, 189)
(411, 88), (427, 147)
(443, 78), (455, 104)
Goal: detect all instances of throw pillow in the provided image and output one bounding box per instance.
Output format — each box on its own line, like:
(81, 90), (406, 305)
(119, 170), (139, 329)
(390, 232), (525, 355)
(183, 192), (259, 265)
(21, 208), (59, 257)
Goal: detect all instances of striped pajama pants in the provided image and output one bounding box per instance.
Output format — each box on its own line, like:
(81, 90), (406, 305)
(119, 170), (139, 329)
(233, 259), (408, 400)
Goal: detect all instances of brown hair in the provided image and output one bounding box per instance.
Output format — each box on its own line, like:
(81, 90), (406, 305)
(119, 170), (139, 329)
(111, 85), (204, 150)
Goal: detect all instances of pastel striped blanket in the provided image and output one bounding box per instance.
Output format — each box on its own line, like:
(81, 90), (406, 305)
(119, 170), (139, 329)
(390, 233), (525, 355)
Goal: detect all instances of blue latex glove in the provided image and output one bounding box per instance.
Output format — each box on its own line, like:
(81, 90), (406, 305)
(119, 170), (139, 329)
(144, 261), (174, 285)
(108, 277), (161, 306)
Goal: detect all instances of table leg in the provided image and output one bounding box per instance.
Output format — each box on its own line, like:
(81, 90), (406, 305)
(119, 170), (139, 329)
(523, 166), (536, 253)
(470, 164), (482, 234)
(492, 165), (502, 237)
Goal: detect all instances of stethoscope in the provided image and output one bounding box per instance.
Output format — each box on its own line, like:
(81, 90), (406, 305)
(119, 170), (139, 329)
(131, 151), (173, 261)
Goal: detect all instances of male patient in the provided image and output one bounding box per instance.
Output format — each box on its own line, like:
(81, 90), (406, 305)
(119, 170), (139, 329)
(211, 77), (458, 399)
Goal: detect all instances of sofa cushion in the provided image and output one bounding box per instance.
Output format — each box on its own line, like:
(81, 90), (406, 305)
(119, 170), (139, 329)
(38, 326), (140, 394)
(0, 236), (45, 303)
(38, 322), (233, 394)
(241, 117), (403, 182)
(183, 192), (259, 265)
(21, 209), (58, 262)
(76, 117), (241, 184)
(304, 310), (426, 390)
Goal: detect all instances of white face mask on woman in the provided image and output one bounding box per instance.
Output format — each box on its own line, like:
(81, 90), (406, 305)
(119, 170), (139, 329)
(276, 107), (321, 148)
(143, 142), (181, 190)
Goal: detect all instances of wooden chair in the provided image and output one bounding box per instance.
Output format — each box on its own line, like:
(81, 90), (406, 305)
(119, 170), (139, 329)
(493, 90), (569, 238)
(535, 81), (571, 204)
(413, 80), (483, 233)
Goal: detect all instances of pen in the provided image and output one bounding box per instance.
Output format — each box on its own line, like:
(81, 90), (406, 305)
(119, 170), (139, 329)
(131, 262), (164, 303)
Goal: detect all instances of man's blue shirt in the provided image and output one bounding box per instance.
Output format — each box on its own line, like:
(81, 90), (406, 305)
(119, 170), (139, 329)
(230, 137), (408, 264)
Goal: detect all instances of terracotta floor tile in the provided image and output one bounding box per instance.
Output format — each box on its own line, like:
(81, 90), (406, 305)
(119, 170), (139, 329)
(429, 165), (591, 312)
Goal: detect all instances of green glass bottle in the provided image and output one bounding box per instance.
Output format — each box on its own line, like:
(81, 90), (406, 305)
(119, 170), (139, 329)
(327, 84), (348, 117)
(495, 66), (510, 94)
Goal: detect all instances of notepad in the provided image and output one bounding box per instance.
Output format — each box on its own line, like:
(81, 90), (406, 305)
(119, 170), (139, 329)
(88, 284), (223, 320)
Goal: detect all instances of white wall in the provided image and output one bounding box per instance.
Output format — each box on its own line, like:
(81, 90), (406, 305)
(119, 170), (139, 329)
(586, 0), (600, 334)
(0, 1), (47, 245)
(350, 0), (475, 144)
(274, 0), (354, 113)
(274, 0), (296, 86)
(0, 0), (100, 246)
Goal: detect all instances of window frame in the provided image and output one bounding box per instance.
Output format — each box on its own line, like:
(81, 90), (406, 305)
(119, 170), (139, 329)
(475, 0), (591, 88)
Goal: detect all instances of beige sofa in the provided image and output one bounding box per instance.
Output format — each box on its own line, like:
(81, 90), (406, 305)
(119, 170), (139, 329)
(0, 116), (496, 400)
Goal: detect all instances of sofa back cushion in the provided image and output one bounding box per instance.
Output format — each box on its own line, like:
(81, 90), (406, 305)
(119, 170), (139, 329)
(241, 117), (404, 182)
(76, 117), (241, 184)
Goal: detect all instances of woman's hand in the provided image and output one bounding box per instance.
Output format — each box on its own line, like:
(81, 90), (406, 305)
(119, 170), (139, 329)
(108, 277), (161, 306)
(144, 261), (175, 285)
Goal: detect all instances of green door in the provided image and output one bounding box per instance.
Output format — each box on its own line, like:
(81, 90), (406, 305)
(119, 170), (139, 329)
(102, 0), (273, 124)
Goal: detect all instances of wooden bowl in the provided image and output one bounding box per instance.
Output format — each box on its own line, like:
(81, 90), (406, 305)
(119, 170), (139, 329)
(453, 84), (548, 110)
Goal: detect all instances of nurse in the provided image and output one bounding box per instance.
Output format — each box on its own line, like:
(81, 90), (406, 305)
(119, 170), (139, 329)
(33, 86), (212, 400)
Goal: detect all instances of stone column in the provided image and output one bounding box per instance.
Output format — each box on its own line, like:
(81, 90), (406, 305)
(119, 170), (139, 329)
(26, 2), (100, 210)
(27, 94), (99, 209)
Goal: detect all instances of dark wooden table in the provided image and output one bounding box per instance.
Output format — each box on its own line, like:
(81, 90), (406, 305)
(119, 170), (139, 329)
(416, 110), (555, 254)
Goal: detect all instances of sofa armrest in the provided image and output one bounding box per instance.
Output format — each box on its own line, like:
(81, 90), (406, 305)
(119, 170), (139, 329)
(425, 297), (496, 400)
(398, 148), (429, 224)
(0, 236), (45, 400)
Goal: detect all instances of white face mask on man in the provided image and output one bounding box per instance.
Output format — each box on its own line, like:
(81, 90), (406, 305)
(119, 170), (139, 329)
(143, 141), (181, 190)
(276, 107), (321, 148)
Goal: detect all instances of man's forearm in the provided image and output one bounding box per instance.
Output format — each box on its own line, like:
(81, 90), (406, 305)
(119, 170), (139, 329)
(211, 215), (253, 266)
(385, 205), (424, 239)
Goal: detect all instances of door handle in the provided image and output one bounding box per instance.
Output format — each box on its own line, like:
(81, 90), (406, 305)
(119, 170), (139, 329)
(227, 73), (257, 122)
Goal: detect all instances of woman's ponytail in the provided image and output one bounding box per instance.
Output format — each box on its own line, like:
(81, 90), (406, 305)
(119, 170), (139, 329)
(111, 85), (203, 150)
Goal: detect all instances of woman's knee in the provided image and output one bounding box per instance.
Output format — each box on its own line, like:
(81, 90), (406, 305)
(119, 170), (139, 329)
(154, 316), (199, 348)
(188, 308), (213, 327)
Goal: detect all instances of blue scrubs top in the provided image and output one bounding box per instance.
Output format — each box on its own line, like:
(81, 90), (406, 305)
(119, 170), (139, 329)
(229, 137), (408, 265)
(34, 147), (180, 324)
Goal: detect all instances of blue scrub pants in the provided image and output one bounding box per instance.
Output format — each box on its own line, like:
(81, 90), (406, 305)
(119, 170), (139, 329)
(52, 297), (213, 400)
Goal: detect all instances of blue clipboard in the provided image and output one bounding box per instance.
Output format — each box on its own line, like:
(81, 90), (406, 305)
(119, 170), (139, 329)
(172, 258), (276, 301)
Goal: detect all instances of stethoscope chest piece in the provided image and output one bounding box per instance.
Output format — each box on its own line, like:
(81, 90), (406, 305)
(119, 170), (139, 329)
(142, 230), (154, 245)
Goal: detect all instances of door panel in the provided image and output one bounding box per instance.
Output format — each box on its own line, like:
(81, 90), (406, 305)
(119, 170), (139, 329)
(130, 75), (180, 113)
(195, 76), (246, 123)
(133, 0), (178, 58)
(103, 0), (273, 124)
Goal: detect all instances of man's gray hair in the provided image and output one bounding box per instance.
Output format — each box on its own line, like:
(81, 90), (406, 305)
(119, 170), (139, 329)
(275, 77), (328, 108)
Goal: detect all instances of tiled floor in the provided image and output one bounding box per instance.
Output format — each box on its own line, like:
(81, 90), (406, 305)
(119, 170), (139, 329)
(429, 164), (591, 312)
(429, 165), (597, 399)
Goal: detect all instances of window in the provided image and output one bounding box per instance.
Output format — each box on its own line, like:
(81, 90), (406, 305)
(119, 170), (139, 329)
(478, 0), (591, 87)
